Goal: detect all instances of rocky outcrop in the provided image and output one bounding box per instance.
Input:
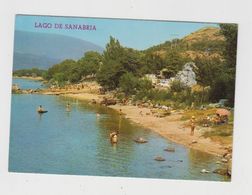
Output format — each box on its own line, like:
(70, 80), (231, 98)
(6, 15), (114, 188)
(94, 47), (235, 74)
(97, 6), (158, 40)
(174, 62), (197, 87)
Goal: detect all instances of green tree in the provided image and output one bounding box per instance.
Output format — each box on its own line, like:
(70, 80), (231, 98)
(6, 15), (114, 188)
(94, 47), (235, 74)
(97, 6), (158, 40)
(219, 24), (238, 106)
(97, 36), (143, 89)
(96, 59), (126, 90)
(195, 57), (223, 87)
(219, 24), (238, 69)
(143, 52), (166, 74)
(77, 51), (103, 76)
(165, 51), (187, 77)
(46, 59), (76, 82)
(119, 72), (139, 96)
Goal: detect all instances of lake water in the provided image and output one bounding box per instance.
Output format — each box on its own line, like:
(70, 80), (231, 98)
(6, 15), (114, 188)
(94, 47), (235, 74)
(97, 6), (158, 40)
(12, 78), (45, 90)
(9, 78), (230, 181)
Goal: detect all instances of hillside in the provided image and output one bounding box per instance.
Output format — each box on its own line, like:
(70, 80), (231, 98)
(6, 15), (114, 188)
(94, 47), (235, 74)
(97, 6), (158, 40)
(13, 31), (103, 70)
(182, 27), (225, 44)
(145, 27), (226, 61)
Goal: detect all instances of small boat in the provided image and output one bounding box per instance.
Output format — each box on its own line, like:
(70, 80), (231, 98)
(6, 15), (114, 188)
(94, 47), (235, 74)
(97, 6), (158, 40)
(37, 110), (48, 114)
(134, 137), (148, 143)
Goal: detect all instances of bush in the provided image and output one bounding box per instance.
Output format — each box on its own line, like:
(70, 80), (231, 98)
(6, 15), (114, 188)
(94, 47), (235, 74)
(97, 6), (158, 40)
(169, 80), (189, 93)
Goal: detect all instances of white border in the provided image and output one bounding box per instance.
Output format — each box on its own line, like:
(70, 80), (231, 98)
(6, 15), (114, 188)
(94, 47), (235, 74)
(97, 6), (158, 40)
(1, 0), (252, 194)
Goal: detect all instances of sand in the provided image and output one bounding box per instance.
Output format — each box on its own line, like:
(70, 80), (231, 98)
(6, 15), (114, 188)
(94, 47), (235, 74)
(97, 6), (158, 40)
(13, 76), (44, 81)
(62, 92), (228, 157)
(109, 105), (227, 156)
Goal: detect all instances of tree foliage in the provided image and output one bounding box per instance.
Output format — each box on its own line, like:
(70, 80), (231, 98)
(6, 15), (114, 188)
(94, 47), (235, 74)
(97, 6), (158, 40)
(13, 68), (46, 77)
(27, 25), (237, 107)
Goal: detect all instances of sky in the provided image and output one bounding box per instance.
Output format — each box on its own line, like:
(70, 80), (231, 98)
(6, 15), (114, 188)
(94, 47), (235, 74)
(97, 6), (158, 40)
(15, 15), (219, 50)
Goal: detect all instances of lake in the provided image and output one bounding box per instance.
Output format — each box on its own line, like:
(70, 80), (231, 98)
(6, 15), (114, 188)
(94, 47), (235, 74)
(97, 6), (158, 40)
(9, 78), (230, 181)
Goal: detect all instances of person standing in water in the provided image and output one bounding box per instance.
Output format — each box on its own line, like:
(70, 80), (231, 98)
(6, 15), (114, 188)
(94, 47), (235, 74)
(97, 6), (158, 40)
(190, 116), (196, 136)
(66, 103), (71, 112)
(110, 130), (119, 143)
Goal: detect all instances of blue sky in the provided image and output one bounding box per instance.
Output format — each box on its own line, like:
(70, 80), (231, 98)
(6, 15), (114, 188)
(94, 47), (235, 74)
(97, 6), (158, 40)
(15, 15), (219, 50)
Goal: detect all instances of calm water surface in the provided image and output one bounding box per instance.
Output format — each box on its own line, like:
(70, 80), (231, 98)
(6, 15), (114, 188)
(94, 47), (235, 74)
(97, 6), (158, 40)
(12, 78), (45, 89)
(9, 79), (230, 181)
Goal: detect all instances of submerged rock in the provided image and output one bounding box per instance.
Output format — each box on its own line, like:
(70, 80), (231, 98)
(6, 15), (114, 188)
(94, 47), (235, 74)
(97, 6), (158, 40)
(164, 147), (175, 152)
(213, 168), (228, 176)
(191, 140), (198, 144)
(201, 169), (210, 173)
(134, 137), (148, 143)
(221, 158), (228, 163)
(227, 159), (232, 176)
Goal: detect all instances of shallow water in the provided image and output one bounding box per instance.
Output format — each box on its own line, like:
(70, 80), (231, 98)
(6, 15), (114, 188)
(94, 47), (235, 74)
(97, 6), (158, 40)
(12, 78), (45, 90)
(9, 79), (230, 181)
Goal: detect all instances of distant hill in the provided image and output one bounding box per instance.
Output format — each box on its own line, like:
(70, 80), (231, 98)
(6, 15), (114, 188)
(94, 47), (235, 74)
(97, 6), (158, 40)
(13, 31), (103, 70)
(144, 27), (225, 61)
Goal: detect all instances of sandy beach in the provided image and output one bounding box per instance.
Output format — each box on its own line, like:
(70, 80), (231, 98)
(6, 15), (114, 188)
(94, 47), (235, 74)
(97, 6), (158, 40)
(13, 76), (44, 81)
(110, 105), (228, 156)
(62, 91), (229, 157)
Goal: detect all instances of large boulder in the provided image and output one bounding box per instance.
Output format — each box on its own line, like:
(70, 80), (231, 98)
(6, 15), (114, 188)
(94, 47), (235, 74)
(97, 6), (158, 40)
(175, 62), (197, 87)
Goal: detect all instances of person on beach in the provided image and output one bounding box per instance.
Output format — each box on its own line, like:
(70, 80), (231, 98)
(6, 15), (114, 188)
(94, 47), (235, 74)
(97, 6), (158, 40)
(119, 109), (122, 115)
(139, 110), (143, 116)
(190, 116), (196, 136)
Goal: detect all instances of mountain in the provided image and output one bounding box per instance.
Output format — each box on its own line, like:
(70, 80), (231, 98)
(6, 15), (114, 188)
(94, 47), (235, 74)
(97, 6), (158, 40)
(13, 31), (103, 70)
(145, 27), (225, 61)
(13, 52), (61, 70)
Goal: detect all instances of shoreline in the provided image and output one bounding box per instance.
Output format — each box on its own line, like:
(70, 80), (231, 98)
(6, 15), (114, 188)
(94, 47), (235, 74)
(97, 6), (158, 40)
(12, 77), (230, 157)
(63, 92), (229, 157)
(13, 76), (44, 81)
